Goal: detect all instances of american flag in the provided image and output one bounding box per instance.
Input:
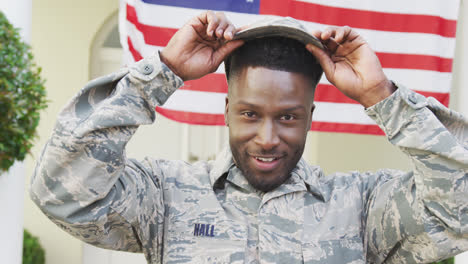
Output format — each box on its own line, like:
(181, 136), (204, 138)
(119, 0), (459, 135)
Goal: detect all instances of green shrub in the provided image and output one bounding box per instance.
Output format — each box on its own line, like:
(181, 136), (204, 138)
(23, 229), (45, 264)
(432, 257), (455, 264)
(0, 11), (47, 172)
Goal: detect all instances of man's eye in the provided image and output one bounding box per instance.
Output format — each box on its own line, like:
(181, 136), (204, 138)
(280, 114), (295, 121)
(242, 111), (256, 118)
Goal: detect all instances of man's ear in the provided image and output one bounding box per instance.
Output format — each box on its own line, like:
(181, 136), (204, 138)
(224, 96), (229, 127)
(308, 103), (315, 129)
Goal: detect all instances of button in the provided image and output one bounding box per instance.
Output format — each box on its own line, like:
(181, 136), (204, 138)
(140, 64), (154, 75)
(408, 94), (418, 104)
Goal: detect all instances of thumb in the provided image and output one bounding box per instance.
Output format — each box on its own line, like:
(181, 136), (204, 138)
(212, 40), (244, 67)
(306, 43), (335, 82)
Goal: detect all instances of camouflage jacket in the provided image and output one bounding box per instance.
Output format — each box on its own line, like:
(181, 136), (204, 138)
(30, 54), (468, 263)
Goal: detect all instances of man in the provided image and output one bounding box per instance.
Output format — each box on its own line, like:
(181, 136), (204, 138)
(31, 11), (467, 263)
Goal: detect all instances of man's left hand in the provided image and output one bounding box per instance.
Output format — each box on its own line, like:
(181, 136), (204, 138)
(306, 26), (396, 108)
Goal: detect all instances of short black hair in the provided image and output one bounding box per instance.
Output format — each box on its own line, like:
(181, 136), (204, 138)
(225, 37), (323, 89)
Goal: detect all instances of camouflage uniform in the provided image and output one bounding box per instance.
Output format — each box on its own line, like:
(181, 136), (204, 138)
(30, 53), (468, 263)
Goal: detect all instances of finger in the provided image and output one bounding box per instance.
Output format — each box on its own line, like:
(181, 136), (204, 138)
(345, 28), (362, 43)
(306, 44), (335, 82)
(205, 11), (219, 37)
(334, 26), (351, 44)
(321, 26), (337, 41)
(224, 24), (235, 40)
(212, 40), (244, 68)
(322, 38), (339, 55)
(214, 13), (229, 39)
(309, 29), (323, 40)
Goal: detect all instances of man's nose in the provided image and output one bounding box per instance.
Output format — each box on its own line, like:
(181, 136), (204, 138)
(254, 119), (280, 150)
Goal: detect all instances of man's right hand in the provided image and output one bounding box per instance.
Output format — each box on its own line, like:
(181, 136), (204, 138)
(160, 11), (244, 81)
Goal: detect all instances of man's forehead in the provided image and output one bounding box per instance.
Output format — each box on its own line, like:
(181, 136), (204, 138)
(228, 67), (315, 103)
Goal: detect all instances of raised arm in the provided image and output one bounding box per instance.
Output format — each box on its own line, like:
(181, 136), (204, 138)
(308, 26), (468, 262)
(30, 11), (242, 252)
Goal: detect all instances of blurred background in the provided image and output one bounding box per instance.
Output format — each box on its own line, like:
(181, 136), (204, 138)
(0, 0), (467, 263)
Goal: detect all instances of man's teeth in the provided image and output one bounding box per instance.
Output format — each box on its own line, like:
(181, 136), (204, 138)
(255, 157), (276, 162)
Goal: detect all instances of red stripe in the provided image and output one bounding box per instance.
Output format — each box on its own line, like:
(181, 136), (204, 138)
(311, 122), (384, 135)
(127, 4), (178, 46)
(259, 1), (457, 38)
(156, 107), (384, 135)
(127, 37), (143, 61)
(181, 74), (228, 93)
(376, 52), (452, 73)
(126, 7), (453, 73)
(156, 107), (226, 125)
(417, 91), (450, 106)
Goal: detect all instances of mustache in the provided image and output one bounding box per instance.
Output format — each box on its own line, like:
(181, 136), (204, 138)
(247, 149), (286, 157)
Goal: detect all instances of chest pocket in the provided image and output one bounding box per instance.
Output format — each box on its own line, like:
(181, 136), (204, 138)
(164, 219), (246, 264)
(302, 237), (365, 264)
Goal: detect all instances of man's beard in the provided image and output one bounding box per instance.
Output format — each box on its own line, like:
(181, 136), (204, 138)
(230, 146), (304, 192)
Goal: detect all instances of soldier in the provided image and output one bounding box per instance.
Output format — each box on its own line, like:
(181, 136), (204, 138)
(31, 11), (467, 263)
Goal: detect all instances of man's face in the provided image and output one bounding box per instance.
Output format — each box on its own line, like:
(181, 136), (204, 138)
(225, 66), (315, 192)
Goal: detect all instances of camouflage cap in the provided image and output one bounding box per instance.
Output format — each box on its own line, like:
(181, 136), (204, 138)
(233, 16), (324, 50)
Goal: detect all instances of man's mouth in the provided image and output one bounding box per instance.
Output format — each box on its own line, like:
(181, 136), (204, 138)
(250, 154), (283, 172)
(254, 156), (278, 162)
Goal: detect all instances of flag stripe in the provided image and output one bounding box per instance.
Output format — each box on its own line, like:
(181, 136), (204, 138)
(156, 107), (385, 135)
(376, 52), (452, 73)
(126, 7), (453, 73)
(311, 122), (384, 135)
(259, 1), (457, 37)
(382, 69), (452, 93)
(127, 37), (143, 61)
(298, 0), (459, 20)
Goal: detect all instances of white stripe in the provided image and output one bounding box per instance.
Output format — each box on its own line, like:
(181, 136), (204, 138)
(383, 69), (452, 93)
(313, 102), (375, 124)
(318, 69), (451, 93)
(128, 3), (456, 58)
(299, 21), (456, 59)
(298, 0), (460, 20)
(161, 90), (375, 125)
(163, 90), (227, 114)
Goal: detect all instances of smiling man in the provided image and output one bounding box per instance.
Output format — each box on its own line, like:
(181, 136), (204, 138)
(224, 36), (321, 192)
(31, 11), (467, 264)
